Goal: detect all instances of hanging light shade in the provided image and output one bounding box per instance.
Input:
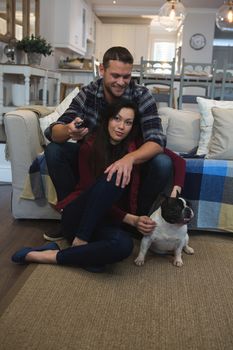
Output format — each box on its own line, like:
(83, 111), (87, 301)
(216, 1), (233, 31)
(158, 0), (186, 32)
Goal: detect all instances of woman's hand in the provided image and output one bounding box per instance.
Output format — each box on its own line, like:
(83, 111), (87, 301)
(170, 185), (182, 198)
(123, 214), (156, 236)
(135, 215), (156, 235)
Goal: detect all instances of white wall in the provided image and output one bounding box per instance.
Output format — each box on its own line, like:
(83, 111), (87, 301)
(181, 12), (216, 63)
(148, 25), (177, 61)
(0, 5), (217, 70)
(94, 10), (217, 66)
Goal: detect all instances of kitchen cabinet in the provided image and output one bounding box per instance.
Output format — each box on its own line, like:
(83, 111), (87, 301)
(86, 3), (96, 43)
(42, 0), (87, 55)
(111, 25), (135, 56)
(95, 23), (112, 61)
(95, 23), (149, 64)
(134, 26), (149, 63)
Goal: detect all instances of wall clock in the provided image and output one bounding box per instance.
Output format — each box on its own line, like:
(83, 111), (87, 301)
(189, 33), (206, 50)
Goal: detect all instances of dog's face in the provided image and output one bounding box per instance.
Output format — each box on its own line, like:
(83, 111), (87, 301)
(160, 194), (194, 225)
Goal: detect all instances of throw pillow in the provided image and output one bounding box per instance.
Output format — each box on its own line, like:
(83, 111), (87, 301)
(206, 107), (233, 160)
(196, 97), (233, 155)
(159, 107), (200, 154)
(39, 87), (79, 142)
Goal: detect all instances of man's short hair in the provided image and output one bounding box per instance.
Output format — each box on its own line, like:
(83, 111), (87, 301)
(103, 46), (134, 69)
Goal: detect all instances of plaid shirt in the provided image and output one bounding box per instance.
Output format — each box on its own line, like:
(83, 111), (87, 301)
(55, 78), (166, 147)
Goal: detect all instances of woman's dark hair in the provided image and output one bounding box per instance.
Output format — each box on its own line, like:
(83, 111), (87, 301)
(103, 46), (134, 69)
(90, 98), (140, 178)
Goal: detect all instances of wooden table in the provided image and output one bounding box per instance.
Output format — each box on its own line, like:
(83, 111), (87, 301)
(0, 64), (61, 122)
(58, 68), (93, 86)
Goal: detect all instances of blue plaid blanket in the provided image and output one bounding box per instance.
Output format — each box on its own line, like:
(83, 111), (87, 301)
(21, 155), (233, 232)
(183, 159), (233, 232)
(20, 153), (57, 205)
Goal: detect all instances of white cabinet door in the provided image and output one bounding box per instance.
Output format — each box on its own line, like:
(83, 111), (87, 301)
(95, 23), (149, 64)
(86, 4), (95, 42)
(53, 1), (71, 49)
(52, 0), (86, 55)
(95, 23), (113, 61)
(111, 24), (135, 54)
(134, 26), (149, 64)
(79, 0), (87, 53)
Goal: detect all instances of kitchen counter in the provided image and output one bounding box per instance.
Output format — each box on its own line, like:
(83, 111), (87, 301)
(58, 68), (92, 73)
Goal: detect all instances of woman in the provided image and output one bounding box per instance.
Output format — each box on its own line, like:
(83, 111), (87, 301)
(12, 99), (185, 272)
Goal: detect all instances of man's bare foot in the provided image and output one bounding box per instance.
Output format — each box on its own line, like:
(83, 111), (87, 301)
(72, 237), (88, 247)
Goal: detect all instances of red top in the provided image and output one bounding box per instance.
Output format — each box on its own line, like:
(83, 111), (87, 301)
(56, 137), (186, 223)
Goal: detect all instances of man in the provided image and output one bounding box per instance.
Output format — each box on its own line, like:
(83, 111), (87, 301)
(44, 46), (172, 241)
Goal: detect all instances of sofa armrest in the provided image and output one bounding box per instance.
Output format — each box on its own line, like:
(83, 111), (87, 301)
(4, 109), (44, 189)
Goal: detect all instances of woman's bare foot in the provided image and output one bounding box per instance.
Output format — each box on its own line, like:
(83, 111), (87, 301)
(26, 250), (59, 264)
(72, 237), (88, 247)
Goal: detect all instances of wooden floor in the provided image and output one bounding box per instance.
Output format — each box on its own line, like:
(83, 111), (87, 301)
(0, 184), (60, 301)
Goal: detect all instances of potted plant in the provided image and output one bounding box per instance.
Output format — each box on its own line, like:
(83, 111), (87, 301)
(16, 34), (53, 65)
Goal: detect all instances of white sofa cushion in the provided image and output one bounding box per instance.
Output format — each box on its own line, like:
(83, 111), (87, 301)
(196, 97), (233, 155)
(159, 107), (200, 154)
(206, 107), (233, 160)
(39, 87), (79, 142)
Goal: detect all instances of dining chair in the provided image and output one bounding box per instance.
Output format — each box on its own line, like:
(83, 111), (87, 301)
(178, 59), (217, 109)
(220, 62), (233, 101)
(212, 71), (223, 100)
(139, 57), (176, 108)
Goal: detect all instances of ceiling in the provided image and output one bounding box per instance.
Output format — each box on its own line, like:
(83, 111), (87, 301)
(90, 1), (232, 39)
(90, 0), (224, 17)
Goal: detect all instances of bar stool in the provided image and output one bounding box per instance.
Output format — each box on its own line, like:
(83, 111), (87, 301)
(60, 83), (83, 102)
(220, 62), (233, 100)
(178, 59), (217, 109)
(140, 57), (176, 108)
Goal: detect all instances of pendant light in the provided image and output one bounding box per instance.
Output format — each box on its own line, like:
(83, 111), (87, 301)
(158, 0), (186, 32)
(216, 1), (233, 31)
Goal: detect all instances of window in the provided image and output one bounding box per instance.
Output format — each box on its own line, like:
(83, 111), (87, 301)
(213, 38), (233, 47)
(0, 0), (40, 43)
(153, 42), (175, 61)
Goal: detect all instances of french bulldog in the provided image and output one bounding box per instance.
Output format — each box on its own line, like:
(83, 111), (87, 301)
(134, 194), (194, 267)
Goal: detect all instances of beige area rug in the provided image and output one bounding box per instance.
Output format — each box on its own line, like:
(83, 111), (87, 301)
(0, 233), (233, 350)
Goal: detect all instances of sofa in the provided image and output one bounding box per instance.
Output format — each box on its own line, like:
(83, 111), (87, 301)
(4, 91), (233, 232)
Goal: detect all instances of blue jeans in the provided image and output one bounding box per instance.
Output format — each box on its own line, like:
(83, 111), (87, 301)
(44, 142), (80, 201)
(45, 142), (173, 215)
(61, 173), (126, 242)
(57, 174), (133, 268)
(56, 225), (133, 268)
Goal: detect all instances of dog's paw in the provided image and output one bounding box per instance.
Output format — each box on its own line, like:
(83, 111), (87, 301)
(184, 245), (194, 255)
(173, 259), (183, 267)
(134, 256), (145, 266)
